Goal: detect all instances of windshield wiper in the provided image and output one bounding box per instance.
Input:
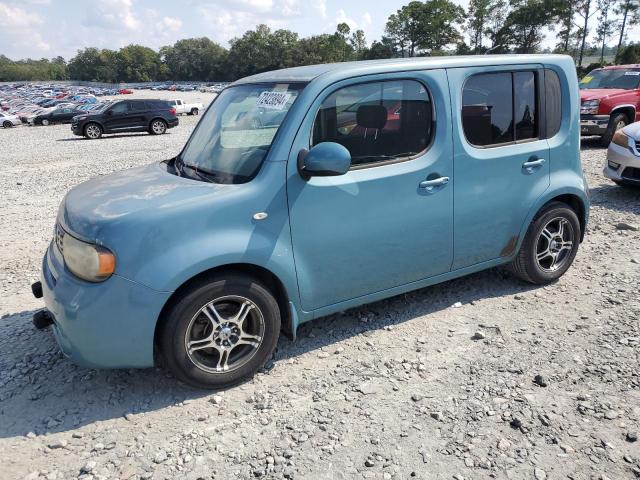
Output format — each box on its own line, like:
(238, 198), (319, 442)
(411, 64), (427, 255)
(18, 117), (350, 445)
(175, 157), (222, 183)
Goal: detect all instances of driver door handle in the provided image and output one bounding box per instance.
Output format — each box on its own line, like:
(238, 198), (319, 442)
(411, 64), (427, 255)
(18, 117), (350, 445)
(522, 157), (546, 172)
(419, 176), (449, 192)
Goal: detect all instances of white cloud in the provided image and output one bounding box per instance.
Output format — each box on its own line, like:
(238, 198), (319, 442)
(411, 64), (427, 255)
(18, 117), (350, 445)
(0, 2), (43, 28)
(312, 0), (327, 19)
(335, 8), (358, 31)
(84, 0), (141, 31)
(362, 12), (372, 26)
(159, 16), (182, 32)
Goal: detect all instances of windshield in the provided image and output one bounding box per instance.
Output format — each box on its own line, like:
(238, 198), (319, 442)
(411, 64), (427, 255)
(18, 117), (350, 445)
(178, 82), (305, 184)
(580, 69), (640, 90)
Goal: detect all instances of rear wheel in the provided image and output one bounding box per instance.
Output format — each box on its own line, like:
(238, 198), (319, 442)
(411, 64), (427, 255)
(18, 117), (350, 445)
(2, 121), (12, 128)
(150, 119), (167, 135)
(600, 113), (627, 147)
(509, 202), (581, 284)
(190, 108), (199, 116)
(84, 123), (102, 139)
(159, 274), (281, 389)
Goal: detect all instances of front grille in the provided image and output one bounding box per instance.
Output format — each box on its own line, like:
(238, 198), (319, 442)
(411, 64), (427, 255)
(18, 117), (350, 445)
(622, 167), (640, 181)
(55, 224), (65, 255)
(636, 141), (640, 152)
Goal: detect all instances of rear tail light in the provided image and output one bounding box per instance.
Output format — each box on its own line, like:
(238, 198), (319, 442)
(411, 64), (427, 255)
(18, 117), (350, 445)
(169, 107), (176, 116)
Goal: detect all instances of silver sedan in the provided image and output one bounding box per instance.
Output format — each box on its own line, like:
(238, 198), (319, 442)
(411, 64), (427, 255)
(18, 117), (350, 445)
(0, 111), (21, 128)
(604, 121), (640, 187)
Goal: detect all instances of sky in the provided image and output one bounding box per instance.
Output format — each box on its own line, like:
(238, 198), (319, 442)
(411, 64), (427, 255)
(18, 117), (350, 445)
(0, 0), (633, 61)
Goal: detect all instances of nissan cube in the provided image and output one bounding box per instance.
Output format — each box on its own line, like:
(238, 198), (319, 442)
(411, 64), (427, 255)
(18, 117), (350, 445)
(33, 55), (589, 388)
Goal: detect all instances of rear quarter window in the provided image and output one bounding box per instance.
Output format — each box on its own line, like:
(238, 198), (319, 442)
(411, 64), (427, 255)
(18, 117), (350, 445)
(544, 69), (562, 138)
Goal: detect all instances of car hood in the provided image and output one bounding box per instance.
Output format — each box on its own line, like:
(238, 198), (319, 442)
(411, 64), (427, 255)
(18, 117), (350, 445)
(59, 162), (233, 242)
(580, 88), (629, 101)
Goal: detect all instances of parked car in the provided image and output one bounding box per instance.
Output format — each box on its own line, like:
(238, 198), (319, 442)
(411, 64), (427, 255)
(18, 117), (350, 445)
(579, 64), (640, 145)
(32, 55), (588, 388)
(0, 111), (21, 128)
(71, 99), (178, 139)
(168, 98), (205, 116)
(118, 88), (133, 94)
(604, 120), (640, 186)
(33, 106), (84, 125)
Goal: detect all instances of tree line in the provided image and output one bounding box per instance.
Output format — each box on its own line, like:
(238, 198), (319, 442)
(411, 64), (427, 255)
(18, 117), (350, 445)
(1, 0), (639, 83)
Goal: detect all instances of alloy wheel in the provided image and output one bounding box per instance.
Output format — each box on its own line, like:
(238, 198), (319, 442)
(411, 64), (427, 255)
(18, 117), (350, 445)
(152, 120), (166, 134)
(535, 217), (575, 273)
(85, 124), (101, 139)
(184, 295), (265, 373)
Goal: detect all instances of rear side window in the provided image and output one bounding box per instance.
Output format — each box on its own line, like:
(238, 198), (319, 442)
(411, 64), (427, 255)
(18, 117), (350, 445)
(312, 79), (433, 167)
(129, 102), (147, 111)
(148, 100), (169, 109)
(545, 69), (562, 138)
(462, 71), (539, 147)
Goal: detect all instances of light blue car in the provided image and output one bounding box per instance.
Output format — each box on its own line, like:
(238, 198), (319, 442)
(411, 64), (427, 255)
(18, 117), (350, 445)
(32, 55), (589, 388)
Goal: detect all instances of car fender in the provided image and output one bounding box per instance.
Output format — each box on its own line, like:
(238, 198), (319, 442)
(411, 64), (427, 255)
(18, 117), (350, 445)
(512, 169), (590, 256)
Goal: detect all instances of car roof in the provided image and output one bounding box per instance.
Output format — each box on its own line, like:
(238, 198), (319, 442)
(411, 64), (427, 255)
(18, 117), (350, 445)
(232, 54), (574, 85)
(599, 64), (640, 70)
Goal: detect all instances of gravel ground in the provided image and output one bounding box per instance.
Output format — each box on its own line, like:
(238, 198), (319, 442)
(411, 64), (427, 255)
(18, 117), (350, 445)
(0, 92), (639, 480)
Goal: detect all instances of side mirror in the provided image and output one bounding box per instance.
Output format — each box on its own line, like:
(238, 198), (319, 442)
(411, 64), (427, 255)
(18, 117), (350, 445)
(106, 110), (113, 116)
(298, 142), (351, 180)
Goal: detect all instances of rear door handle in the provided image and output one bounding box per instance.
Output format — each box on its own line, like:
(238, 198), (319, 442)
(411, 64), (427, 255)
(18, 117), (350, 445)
(419, 176), (449, 192)
(522, 157), (546, 172)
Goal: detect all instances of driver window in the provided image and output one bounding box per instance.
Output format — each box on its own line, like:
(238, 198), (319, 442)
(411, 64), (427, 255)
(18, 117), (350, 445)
(110, 102), (129, 114)
(311, 79), (433, 167)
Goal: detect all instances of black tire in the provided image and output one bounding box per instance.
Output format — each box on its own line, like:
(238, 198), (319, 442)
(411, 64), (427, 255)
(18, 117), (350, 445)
(509, 202), (581, 285)
(600, 113), (628, 147)
(614, 180), (640, 189)
(83, 122), (102, 139)
(2, 121), (12, 128)
(190, 108), (199, 116)
(159, 274), (281, 389)
(149, 118), (167, 135)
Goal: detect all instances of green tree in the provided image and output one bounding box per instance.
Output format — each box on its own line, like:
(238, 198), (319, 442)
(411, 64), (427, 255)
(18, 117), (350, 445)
(466, 0), (493, 50)
(494, 0), (561, 53)
(595, 0), (616, 62)
(116, 44), (161, 82)
(350, 30), (367, 60)
(160, 37), (227, 81)
(575, 0), (599, 67)
(615, 0), (640, 54)
(615, 42), (640, 63)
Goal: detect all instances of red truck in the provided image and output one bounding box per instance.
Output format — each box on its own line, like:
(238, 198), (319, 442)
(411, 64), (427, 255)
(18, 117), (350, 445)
(579, 64), (640, 145)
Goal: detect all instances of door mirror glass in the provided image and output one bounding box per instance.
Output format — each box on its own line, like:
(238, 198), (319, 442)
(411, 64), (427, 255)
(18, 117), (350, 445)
(298, 142), (351, 179)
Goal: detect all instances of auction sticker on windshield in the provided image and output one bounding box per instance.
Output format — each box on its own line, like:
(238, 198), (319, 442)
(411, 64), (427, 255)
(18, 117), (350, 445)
(256, 91), (291, 110)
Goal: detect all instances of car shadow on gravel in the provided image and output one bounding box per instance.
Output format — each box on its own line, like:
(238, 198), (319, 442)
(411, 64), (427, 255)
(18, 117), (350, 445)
(0, 309), (208, 439)
(56, 133), (172, 141)
(0, 267), (536, 439)
(589, 183), (640, 213)
(275, 267), (537, 362)
(580, 137), (605, 150)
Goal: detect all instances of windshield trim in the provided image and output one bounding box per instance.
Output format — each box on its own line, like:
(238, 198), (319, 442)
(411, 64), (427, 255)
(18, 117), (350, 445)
(176, 81), (307, 184)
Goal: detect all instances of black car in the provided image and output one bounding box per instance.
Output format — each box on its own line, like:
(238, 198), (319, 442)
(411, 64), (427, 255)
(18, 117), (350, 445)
(33, 107), (85, 126)
(71, 99), (179, 139)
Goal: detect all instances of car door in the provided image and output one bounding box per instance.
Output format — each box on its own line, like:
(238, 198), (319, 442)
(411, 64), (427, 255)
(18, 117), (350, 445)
(447, 65), (550, 270)
(127, 101), (148, 130)
(287, 71), (454, 312)
(103, 101), (130, 132)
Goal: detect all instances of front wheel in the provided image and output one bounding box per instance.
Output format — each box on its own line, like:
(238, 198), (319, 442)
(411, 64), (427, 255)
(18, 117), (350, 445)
(41, 119), (49, 126)
(84, 123), (102, 139)
(159, 274), (281, 389)
(150, 119), (167, 135)
(2, 121), (12, 128)
(509, 202), (581, 284)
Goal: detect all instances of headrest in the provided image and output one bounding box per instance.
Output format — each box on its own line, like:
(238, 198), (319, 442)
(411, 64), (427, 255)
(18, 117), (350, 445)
(356, 104), (387, 130)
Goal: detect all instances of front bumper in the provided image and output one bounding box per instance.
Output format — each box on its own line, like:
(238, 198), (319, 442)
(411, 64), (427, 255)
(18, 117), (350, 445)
(604, 141), (640, 184)
(39, 241), (171, 368)
(580, 114), (610, 135)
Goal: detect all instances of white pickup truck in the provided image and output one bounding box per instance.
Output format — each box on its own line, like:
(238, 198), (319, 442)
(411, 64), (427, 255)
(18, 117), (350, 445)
(168, 99), (204, 116)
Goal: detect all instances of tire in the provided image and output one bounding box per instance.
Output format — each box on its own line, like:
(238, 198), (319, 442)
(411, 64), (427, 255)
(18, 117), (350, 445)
(600, 113), (628, 147)
(190, 108), (199, 116)
(509, 202), (581, 285)
(2, 121), (12, 128)
(614, 180), (640, 189)
(84, 123), (102, 139)
(150, 119), (167, 135)
(41, 119), (49, 126)
(159, 274), (281, 389)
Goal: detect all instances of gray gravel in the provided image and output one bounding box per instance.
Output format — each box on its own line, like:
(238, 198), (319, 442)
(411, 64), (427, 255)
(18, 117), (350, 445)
(1, 96), (639, 480)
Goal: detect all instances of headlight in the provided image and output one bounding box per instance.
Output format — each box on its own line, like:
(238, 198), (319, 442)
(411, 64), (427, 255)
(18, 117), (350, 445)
(580, 100), (600, 115)
(61, 230), (115, 282)
(611, 130), (630, 149)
